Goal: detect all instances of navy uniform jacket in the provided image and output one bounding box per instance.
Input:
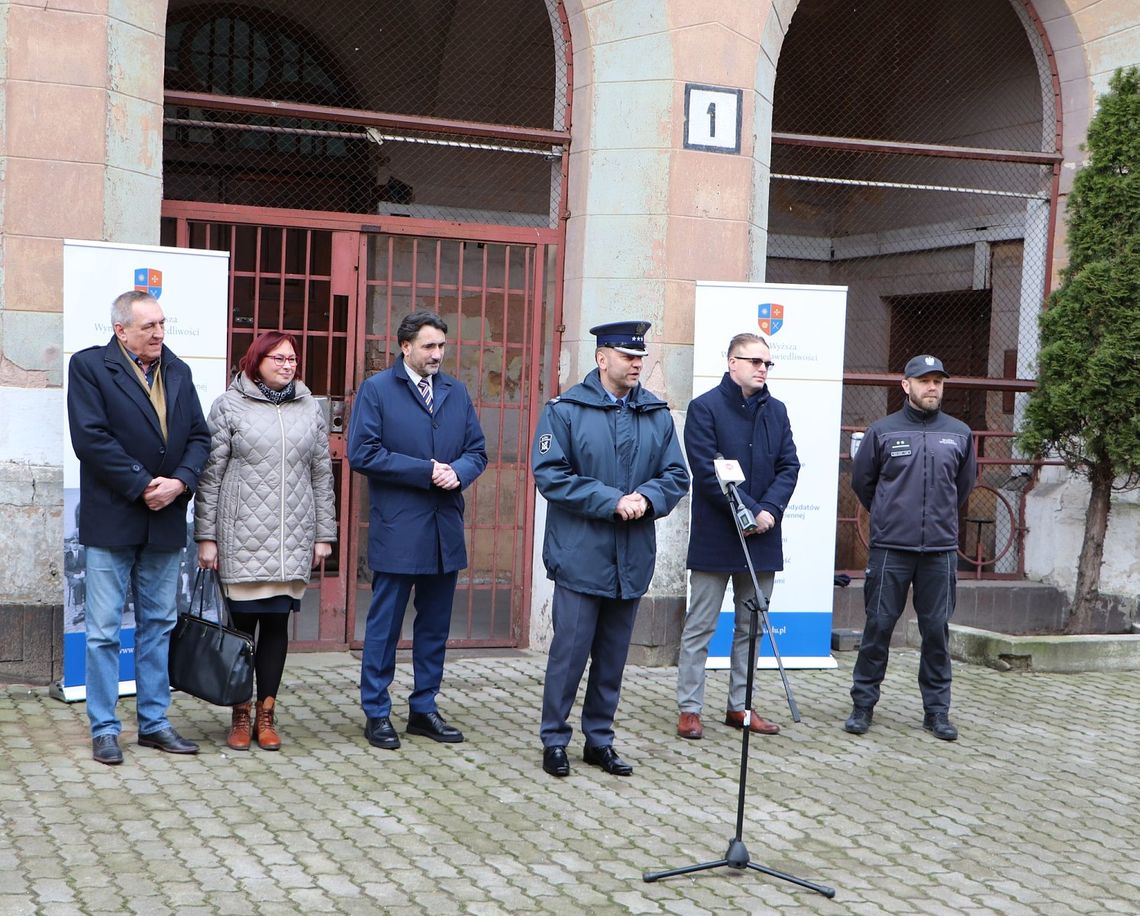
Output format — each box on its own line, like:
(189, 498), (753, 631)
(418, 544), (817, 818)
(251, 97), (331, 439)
(347, 364), (487, 575)
(531, 369), (690, 599)
(685, 373), (800, 572)
(67, 339), (209, 550)
(852, 400), (976, 552)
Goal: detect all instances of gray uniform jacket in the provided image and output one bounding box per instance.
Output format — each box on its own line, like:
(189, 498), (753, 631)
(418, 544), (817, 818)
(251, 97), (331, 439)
(195, 373), (337, 584)
(852, 401), (976, 552)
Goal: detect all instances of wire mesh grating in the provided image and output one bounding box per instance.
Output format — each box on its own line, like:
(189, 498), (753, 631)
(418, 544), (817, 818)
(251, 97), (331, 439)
(163, 1), (570, 227)
(769, 0), (1062, 575)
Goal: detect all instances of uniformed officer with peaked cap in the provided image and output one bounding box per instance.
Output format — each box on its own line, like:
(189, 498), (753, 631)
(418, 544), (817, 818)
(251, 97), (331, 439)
(531, 318), (689, 778)
(589, 320), (651, 355)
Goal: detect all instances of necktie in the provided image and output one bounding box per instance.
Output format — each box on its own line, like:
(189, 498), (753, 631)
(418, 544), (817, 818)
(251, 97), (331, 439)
(418, 378), (433, 412)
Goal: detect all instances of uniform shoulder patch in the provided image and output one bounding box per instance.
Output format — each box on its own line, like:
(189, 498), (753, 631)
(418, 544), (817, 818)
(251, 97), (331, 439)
(538, 433), (553, 454)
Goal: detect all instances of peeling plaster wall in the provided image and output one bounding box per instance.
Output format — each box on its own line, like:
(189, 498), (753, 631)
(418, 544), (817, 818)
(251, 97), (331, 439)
(539, 1), (771, 657)
(1025, 468), (1140, 603)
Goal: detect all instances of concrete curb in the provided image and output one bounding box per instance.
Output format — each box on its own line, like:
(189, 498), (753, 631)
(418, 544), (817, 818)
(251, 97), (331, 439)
(907, 620), (1140, 672)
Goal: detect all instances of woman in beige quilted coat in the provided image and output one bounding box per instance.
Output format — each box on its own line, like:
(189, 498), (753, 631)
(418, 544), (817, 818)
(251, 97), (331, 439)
(195, 331), (336, 750)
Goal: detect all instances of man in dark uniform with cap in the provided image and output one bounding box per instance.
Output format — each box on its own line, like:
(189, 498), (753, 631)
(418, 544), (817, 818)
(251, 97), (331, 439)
(532, 320), (690, 777)
(843, 354), (976, 741)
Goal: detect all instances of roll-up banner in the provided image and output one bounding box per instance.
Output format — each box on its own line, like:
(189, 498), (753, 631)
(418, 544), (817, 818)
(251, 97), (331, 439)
(692, 281), (847, 669)
(53, 240), (229, 703)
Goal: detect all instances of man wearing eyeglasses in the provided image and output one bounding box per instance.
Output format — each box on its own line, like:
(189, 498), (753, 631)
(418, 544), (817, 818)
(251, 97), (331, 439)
(843, 355), (976, 741)
(676, 332), (800, 741)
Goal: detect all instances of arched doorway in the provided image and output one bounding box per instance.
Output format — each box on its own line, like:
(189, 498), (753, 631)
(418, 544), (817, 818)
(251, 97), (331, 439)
(161, 0), (573, 650)
(765, 0), (1063, 578)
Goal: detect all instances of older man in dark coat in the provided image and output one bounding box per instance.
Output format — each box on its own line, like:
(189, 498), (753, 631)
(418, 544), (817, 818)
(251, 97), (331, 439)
(347, 310), (487, 750)
(67, 290), (210, 765)
(675, 332), (800, 741)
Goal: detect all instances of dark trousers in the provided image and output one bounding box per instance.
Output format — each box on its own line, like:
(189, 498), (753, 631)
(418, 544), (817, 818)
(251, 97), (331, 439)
(360, 570), (457, 719)
(540, 584), (640, 750)
(850, 548), (957, 714)
(229, 610), (290, 702)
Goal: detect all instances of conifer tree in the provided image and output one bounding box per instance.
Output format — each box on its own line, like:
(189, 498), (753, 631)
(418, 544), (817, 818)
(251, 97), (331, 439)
(1018, 67), (1140, 632)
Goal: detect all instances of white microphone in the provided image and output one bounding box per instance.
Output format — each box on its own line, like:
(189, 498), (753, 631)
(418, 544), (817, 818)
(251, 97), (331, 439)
(712, 454), (745, 493)
(713, 453), (758, 534)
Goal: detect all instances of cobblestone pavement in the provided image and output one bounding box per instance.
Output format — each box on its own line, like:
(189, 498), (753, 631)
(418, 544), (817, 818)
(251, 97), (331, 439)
(2, 649), (1138, 914)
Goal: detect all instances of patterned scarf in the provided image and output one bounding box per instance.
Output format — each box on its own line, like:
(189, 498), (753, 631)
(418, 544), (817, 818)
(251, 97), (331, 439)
(256, 379), (296, 405)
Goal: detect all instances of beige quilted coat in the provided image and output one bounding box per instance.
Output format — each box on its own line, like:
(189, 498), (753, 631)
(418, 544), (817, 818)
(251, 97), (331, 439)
(194, 373), (336, 584)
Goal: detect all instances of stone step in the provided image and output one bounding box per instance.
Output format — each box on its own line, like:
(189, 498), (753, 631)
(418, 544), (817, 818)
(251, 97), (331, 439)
(916, 622), (1140, 673)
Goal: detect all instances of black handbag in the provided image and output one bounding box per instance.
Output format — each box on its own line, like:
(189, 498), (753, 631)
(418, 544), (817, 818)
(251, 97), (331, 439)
(169, 569), (254, 706)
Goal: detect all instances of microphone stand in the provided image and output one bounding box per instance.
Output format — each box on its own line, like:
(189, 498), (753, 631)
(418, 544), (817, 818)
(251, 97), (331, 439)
(728, 480), (801, 723)
(643, 481), (835, 898)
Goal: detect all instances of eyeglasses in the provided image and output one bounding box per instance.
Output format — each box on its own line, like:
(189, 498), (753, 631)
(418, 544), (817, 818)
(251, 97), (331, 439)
(267, 355), (298, 366)
(730, 356), (775, 370)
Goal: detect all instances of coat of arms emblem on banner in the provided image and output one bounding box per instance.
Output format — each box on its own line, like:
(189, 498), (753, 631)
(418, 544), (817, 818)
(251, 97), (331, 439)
(134, 268), (163, 299)
(757, 302), (784, 336)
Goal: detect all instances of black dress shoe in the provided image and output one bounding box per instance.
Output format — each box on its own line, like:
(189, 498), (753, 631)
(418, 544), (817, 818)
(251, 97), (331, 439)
(583, 744), (633, 776)
(364, 716), (401, 750)
(923, 712), (959, 741)
(92, 734), (123, 765)
(137, 727), (199, 755)
(542, 745), (570, 777)
(406, 711), (464, 743)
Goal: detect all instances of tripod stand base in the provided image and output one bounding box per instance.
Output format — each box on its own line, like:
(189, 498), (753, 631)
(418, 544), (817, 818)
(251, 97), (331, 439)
(643, 837), (835, 898)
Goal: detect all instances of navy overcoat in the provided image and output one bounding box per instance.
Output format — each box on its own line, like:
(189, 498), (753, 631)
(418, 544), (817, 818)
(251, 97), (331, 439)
(67, 338), (210, 550)
(685, 373), (800, 572)
(347, 364), (487, 575)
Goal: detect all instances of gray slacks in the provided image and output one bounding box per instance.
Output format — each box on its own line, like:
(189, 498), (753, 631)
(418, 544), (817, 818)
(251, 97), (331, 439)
(676, 569), (775, 714)
(540, 584), (640, 749)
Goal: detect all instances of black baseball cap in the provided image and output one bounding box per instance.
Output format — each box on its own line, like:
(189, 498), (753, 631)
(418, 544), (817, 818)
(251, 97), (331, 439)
(904, 354), (950, 378)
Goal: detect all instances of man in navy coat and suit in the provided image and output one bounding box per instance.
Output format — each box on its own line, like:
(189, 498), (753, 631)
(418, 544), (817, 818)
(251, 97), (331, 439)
(675, 332), (800, 741)
(347, 310), (487, 749)
(67, 290), (210, 765)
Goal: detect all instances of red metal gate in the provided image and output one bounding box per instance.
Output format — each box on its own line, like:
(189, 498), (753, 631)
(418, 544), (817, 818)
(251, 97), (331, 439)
(162, 202), (556, 650)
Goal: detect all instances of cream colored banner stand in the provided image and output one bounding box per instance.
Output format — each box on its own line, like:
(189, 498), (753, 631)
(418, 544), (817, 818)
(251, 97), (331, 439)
(54, 240), (229, 702)
(693, 281), (847, 670)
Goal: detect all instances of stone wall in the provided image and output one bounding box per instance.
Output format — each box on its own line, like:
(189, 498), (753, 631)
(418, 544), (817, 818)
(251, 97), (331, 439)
(0, 462), (63, 683)
(833, 579), (1069, 647)
(1024, 466), (1140, 611)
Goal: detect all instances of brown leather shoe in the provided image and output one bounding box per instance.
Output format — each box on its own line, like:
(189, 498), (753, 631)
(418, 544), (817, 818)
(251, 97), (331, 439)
(227, 702), (252, 751)
(724, 709), (780, 735)
(677, 711), (704, 739)
(255, 697), (281, 751)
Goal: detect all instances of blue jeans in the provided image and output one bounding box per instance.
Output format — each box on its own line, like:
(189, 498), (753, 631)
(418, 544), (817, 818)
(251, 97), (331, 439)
(85, 545), (182, 738)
